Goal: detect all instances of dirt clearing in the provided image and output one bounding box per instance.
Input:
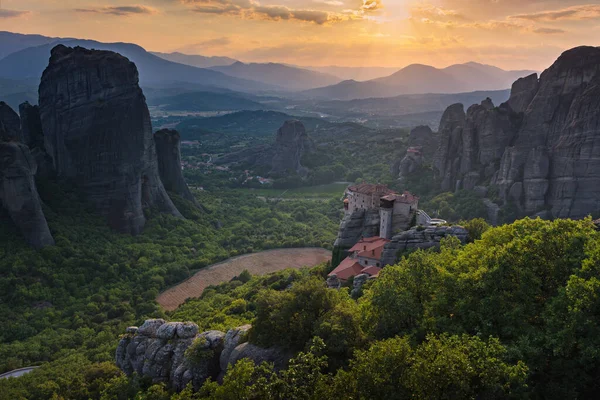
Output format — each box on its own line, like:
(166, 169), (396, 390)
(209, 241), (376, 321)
(157, 248), (331, 311)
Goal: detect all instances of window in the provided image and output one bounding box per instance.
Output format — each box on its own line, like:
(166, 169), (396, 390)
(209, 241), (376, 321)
(364, 260), (368, 265)
(377, 263), (380, 267)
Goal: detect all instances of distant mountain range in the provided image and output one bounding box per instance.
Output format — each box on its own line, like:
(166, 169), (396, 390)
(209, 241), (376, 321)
(208, 62), (342, 91)
(0, 31), (64, 60)
(148, 91), (264, 112)
(0, 38), (274, 93)
(302, 62), (536, 100)
(150, 51), (238, 69)
(300, 65), (401, 81)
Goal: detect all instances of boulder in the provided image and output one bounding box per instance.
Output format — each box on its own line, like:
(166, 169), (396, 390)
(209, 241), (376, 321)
(220, 325), (251, 371)
(38, 45), (182, 235)
(227, 342), (290, 372)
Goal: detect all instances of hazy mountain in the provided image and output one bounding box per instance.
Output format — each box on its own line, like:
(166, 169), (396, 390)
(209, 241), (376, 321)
(0, 35), (274, 93)
(148, 91), (264, 112)
(301, 65), (401, 81)
(303, 62), (536, 100)
(151, 51), (238, 68)
(209, 62), (342, 91)
(0, 31), (62, 60)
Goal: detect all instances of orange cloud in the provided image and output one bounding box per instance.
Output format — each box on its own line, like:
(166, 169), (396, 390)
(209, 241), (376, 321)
(511, 5), (600, 21)
(75, 5), (157, 16)
(0, 9), (30, 18)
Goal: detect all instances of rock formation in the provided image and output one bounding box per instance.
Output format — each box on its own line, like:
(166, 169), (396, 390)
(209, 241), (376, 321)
(154, 129), (201, 208)
(380, 225), (468, 266)
(433, 46), (600, 219)
(271, 120), (314, 177)
(0, 141), (55, 249)
(333, 209), (380, 249)
(38, 45), (182, 234)
(0, 101), (23, 142)
(392, 125), (435, 180)
(19, 102), (54, 178)
(116, 320), (288, 391)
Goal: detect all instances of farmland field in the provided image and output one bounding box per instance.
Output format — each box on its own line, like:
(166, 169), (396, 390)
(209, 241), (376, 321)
(157, 248), (332, 311)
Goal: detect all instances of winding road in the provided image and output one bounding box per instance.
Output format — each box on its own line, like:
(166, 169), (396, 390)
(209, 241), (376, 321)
(0, 366), (39, 379)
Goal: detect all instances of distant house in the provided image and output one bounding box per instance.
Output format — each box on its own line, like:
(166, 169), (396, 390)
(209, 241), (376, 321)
(329, 236), (390, 282)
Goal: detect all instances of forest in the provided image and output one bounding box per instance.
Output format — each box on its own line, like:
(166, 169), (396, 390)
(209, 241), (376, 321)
(2, 213), (600, 399)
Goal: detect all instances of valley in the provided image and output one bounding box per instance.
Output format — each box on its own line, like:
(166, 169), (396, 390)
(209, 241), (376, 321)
(0, 24), (600, 400)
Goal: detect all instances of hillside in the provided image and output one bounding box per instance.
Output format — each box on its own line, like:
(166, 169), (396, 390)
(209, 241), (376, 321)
(0, 31), (61, 60)
(209, 62), (342, 90)
(303, 62), (536, 100)
(151, 51), (237, 68)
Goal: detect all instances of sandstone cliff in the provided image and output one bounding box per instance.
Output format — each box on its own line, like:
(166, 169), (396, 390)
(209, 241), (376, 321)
(434, 46), (600, 219)
(0, 141), (54, 249)
(154, 129), (201, 208)
(0, 101), (23, 142)
(380, 225), (468, 266)
(19, 102), (54, 178)
(39, 45), (182, 234)
(271, 120), (313, 177)
(116, 320), (287, 391)
(392, 125), (436, 180)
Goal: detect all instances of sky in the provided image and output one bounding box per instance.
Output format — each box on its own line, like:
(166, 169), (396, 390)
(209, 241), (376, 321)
(1, 0), (599, 70)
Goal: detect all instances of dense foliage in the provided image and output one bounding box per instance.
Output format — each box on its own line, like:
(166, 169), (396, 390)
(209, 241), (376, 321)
(0, 179), (338, 386)
(2, 173), (600, 400)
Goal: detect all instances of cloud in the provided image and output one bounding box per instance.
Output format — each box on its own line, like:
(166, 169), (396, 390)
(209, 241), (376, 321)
(511, 5), (600, 21)
(410, 4), (465, 21)
(533, 27), (566, 34)
(75, 5), (157, 16)
(0, 9), (29, 18)
(182, 0), (378, 24)
(360, 0), (383, 13)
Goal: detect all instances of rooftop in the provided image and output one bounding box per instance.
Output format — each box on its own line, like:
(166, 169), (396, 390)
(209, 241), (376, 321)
(381, 191), (419, 204)
(348, 183), (395, 196)
(329, 258), (364, 281)
(349, 236), (390, 253)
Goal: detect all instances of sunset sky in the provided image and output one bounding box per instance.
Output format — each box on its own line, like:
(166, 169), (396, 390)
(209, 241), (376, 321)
(2, 0), (600, 70)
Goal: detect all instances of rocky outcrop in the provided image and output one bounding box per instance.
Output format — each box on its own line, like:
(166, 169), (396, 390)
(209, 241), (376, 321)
(38, 45), (182, 234)
(18, 102), (54, 178)
(154, 129), (201, 208)
(433, 46), (600, 219)
(351, 273), (369, 298)
(392, 126), (436, 180)
(506, 73), (539, 113)
(434, 98), (519, 192)
(271, 120), (313, 177)
(380, 225), (468, 266)
(0, 101), (23, 142)
(117, 320), (287, 391)
(0, 141), (54, 249)
(333, 209), (380, 249)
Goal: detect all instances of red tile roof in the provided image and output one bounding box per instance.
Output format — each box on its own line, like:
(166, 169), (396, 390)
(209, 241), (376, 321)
(348, 183), (395, 196)
(329, 258), (364, 280)
(362, 266), (382, 277)
(358, 246), (386, 260)
(349, 236), (390, 253)
(381, 191), (419, 204)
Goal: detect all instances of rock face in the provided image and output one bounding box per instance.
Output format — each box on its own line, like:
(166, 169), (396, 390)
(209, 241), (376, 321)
(39, 45), (182, 234)
(380, 225), (468, 266)
(271, 120), (313, 177)
(19, 102), (54, 178)
(154, 129), (201, 207)
(392, 126), (436, 180)
(433, 46), (600, 219)
(117, 320), (286, 392)
(0, 141), (55, 249)
(333, 209), (380, 249)
(0, 101), (23, 142)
